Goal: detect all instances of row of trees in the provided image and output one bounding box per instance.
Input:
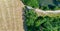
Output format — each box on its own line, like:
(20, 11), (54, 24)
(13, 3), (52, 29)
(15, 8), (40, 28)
(22, 0), (60, 10)
(24, 7), (60, 31)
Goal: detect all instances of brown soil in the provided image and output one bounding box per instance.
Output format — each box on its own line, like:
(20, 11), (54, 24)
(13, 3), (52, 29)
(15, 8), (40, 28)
(0, 0), (24, 31)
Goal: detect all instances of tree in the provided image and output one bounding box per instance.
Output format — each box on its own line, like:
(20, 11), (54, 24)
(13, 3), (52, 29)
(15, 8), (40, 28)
(24, 7), (38, 31)
(22, 0), (39, 8)
(54, 6), (60, 10)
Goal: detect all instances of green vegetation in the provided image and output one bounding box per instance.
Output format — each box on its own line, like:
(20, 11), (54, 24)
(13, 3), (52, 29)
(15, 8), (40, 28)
(40, 16), (60, 31)
(24, 7), (60, 31)
(56, 0), (60, 2)
(22, 0), (39, 8)
(22, 0), (60, 10)
(40, 6), (50, 10)
(24, 7), (38, 31)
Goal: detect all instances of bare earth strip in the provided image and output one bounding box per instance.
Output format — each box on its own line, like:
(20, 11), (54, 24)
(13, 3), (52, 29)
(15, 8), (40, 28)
(35, 9), (60, 17)
(26, 6), (60, 17)
(0, 0), (24, 31)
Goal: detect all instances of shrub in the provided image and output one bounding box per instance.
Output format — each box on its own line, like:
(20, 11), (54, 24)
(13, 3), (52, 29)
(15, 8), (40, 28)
(40, 16), (60, 31)
(54, 6), (60, 10)
(22, 0), (39, 8)
(24, 7), (38, 31)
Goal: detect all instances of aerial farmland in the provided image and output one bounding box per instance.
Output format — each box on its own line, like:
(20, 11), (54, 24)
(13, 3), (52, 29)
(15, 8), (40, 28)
(0, 0), (60, 31)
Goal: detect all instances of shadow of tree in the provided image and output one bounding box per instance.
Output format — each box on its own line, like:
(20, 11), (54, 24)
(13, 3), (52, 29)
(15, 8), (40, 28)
(22, 7), (27, 31)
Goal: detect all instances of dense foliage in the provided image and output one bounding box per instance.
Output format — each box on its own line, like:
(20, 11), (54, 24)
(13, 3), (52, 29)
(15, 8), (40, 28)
(40, 16), (60, 31)
(24, 7), (60, 31)
(22, 0), (39, 8)
(22, 0), (60, 10)
(24, 7), (38, 31)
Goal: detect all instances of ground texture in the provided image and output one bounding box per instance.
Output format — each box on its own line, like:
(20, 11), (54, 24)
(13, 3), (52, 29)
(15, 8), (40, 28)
(0, 0), (24, 31)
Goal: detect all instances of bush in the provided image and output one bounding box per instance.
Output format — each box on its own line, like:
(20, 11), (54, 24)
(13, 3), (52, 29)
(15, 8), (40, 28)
(22, 0), (39, 8)
(42, 6), (49, 10)
(54, 6), (60, 10)
(24, 7), (38, 31)
(40, 16), (60, 31)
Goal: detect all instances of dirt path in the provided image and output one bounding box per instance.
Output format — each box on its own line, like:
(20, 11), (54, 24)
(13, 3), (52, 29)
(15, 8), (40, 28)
(26, 6), (60, 17)
(35, 9), (60, 16)
(0, 0), (24, 31)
